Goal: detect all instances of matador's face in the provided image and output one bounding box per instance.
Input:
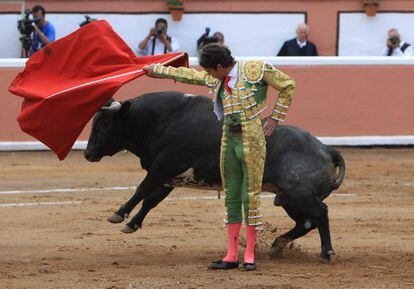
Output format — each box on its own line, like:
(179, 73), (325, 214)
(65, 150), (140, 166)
(204, 64), (228, 81)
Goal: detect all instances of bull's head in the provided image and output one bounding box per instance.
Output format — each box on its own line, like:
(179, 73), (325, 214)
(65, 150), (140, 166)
(84, 99), (131, 162)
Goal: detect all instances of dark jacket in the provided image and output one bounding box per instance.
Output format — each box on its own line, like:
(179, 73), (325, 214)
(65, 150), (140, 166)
(277, 38), (318, 56)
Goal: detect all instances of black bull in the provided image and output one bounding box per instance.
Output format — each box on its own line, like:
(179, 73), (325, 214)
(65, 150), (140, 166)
(85, 92), (345, 260)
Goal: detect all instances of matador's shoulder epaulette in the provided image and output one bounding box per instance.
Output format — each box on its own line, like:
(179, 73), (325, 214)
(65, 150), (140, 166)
(241, 60), (266, 84)
(204, 74), (218, 88)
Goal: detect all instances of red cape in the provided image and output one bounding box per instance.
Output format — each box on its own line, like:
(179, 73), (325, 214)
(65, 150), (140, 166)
(9, 20), (188, 160)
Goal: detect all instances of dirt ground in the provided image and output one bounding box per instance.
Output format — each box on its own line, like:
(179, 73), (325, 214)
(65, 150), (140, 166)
(0, 148), (413, 289)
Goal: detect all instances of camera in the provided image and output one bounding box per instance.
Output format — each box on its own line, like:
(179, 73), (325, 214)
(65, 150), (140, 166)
(17, 9), (41, 35)
(390, 36), (400, 45)
(17, 9), (41, 57)
(156, 28), (165, 35)
(79, 15), (97, 27)
(197, 27), (218, 49)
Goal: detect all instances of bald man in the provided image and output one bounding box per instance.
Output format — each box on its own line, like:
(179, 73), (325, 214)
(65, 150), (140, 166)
(277, 23), (318, 57)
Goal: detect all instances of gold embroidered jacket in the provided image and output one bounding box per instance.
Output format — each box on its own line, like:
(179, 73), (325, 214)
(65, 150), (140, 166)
(150, 60), (295, 121)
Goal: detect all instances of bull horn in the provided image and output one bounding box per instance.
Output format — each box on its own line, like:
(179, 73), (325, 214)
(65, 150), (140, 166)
(101, 101), (121, 113)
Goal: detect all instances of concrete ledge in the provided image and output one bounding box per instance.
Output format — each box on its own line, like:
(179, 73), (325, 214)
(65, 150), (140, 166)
(0, 141), (88, 151)
(3, 57), (414, 68)
(1, 136), (413, 151)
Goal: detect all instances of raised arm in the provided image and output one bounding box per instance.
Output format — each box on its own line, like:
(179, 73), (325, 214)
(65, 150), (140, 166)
(263, 63), (295, 122)
(147, 64), (219, 87)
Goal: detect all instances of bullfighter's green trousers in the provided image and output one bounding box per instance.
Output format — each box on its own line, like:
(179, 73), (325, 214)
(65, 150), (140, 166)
(221, 113), (266, 227)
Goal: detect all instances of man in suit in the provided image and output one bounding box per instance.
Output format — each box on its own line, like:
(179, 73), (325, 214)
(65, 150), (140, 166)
(277, 23), (318, 56)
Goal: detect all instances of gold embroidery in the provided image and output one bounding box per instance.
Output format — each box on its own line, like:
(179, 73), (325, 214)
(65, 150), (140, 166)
(242, 60), (265, 84)
(223, 104), (243, 114)
(241, 117), (265, 226)
(274, 105), (289, 114)
(244, 102), (266, 119)
(205, 75), (218, 88)
(263, 64), (295, 121)
(271, 110), (286, 121)
(150, 64), (220, 87)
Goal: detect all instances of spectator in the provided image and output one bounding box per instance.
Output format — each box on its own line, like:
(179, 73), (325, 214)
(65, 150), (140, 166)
(197, 28), (225, 52)
(79, 15), (97, 27)
(31, 5), (55, 53)
(213, 32), (224, 45)
(382, 28), (413, 57)
(138, 18), (179, 56)
(277, 23), (318, 56)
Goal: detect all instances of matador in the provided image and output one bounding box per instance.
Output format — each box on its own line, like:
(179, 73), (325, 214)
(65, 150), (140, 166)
(144, 44), (295, 271)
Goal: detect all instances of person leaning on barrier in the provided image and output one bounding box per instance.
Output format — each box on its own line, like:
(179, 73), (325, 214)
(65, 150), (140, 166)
(31, 5), (56, 53)
(143, 43), (295, 271)
(277, 23), (318, 57)
(382, 29), (413, 57)
(138, 18), (179, 56)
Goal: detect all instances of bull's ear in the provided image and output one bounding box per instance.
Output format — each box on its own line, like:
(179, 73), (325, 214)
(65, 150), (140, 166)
(119, 100), (131, 116)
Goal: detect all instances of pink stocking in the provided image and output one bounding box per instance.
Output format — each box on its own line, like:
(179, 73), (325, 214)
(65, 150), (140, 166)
(244, 225), (258, 263)
(222, 223), (241, 262)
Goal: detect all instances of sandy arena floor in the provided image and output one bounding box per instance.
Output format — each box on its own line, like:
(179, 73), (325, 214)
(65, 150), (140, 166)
(0, 148), (413, 289)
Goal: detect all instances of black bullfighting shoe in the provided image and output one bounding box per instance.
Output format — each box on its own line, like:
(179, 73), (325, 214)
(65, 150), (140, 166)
(243, 262), (257, 271)
(209, 260), (239, 270)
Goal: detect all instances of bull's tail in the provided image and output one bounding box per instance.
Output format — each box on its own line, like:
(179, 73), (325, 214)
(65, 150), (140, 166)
(317, 147), (346, 200)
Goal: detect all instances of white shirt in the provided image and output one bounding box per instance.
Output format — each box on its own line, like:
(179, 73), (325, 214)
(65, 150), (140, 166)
(213, 63), (239, 121)
(296, 38), (307, 48)
(226, 62), (239, 89)
(138, 36), (179, 56)
(382, 41), (413, 57)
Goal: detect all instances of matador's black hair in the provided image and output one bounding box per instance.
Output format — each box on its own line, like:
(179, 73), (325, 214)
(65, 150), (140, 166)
(199, 43), (235, 69)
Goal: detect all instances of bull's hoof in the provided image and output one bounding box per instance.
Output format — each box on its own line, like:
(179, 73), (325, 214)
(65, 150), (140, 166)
(107, 213), (124, 224)
(320, 249), (335, 260)
(269, 246), (284, 258)
(120, 225), (137, 234)
(269, 238), (290, 259)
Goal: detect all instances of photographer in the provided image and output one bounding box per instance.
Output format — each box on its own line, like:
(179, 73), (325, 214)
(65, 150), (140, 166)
(79, 15), (97, 27)
(31, 5), (55, 53)
(138, 18), (179, 56)
(382, 29), (413, 57)
(197, 28), (224, 51)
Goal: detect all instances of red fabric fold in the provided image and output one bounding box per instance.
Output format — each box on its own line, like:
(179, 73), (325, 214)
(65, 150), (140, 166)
(9, 20), (188, 160)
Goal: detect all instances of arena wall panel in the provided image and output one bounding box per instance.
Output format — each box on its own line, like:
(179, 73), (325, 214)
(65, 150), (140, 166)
(338, 12), (414, 56)
(3, 1), (414, 56)
(0, 12), (305, 58)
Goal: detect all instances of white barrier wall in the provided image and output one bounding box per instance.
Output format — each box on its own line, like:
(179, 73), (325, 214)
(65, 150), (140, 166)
(339, 12), (414, 56)
(0, 12), (305, 58)
(1, 14), (21, 58)
(3, 56), (414, 68)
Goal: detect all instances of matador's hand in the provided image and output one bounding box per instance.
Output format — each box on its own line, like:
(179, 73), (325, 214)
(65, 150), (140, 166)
(262, 117), (279, 136)
(143, 64), (156, 74)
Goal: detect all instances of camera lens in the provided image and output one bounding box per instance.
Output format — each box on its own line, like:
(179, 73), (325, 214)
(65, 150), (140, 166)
(157, 28), (163, 35)
(390, 36), (399, 45)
